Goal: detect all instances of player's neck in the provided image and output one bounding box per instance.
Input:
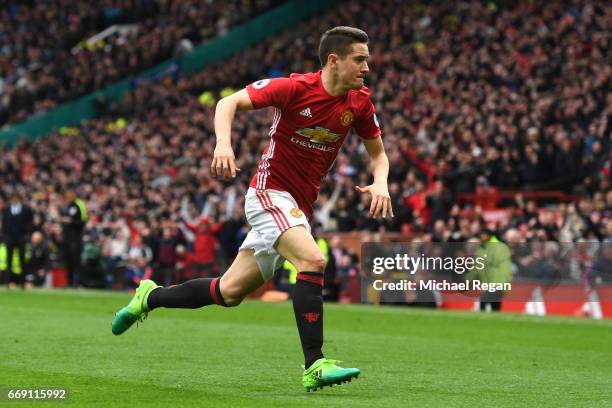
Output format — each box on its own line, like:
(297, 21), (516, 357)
(321, 69), (348, 97)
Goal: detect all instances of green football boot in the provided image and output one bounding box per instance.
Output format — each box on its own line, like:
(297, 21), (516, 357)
(302, 358), (360, 392)
(111, 279), (160, 335)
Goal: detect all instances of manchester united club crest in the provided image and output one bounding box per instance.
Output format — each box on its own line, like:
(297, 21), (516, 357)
(290, 208), (303, 218)
(302, 312), (320, 323)
(340, 110), (354, 126)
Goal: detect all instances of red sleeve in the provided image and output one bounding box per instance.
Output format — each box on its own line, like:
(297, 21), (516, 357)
(125, 214), (140, 244)
(353, 99), (381, 140)
(182, 220), (197, 233)
(404, 146), (435, 187)
(246, 77), (294, 109)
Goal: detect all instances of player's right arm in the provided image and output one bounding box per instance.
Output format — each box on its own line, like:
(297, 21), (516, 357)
(212, 78), (294, 181)
(212, 88), (254, 180)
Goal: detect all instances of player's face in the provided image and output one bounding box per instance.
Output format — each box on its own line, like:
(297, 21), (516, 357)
(337, 43), (370, 89)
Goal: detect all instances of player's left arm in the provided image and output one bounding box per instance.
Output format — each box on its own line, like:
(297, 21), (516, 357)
(356, 137), (394, 219)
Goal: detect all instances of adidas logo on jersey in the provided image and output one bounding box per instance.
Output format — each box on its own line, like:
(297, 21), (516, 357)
(299, 107), (312, 118)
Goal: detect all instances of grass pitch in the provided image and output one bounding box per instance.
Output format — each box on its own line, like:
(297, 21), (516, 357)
(1, 289), (611, 407)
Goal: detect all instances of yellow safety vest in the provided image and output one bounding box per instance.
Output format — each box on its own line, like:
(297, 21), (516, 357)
(0, 243), (31, 274)
(74, 198), (88, 222)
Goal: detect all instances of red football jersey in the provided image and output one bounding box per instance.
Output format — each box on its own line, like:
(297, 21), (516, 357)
(246, 71), (381, 216)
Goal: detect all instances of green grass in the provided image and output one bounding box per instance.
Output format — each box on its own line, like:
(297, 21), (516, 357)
(0, 289), (611, 407)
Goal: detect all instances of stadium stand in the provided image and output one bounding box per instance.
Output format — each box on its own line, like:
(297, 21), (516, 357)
(0, 0), (610, 292)
(0, 0), (283, 126)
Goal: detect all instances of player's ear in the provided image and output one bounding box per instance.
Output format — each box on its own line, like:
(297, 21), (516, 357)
(327, 53), (339, 69)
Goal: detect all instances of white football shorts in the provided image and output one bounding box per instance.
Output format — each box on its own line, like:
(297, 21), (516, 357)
(239, 188), (310, 281)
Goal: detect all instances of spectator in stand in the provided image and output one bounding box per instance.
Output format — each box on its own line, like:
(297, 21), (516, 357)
(182, 216), (219, 279)
(156, 226), (181, 286)
(81, 231), (105, 288)
(1, 191), (33, 288)
(102, 221), (130, 288)
(427, 180), (453, 225)
(217, 207), (247, 266)
(173, 244), (194, 283)
(60, 189), (87, 287)
(331, 197), (357, 232)
(25, 231), (49, 288)
(125, 234), (153, 288)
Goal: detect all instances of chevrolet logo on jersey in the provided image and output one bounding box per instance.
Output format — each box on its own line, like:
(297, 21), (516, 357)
(295, 127), (340, 144)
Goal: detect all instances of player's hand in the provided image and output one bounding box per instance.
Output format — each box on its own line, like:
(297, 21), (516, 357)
(355, 183), (394, 219)
(211, 144), (240, 180)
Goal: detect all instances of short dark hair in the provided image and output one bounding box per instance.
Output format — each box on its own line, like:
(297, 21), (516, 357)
(318, 26), (369, 66)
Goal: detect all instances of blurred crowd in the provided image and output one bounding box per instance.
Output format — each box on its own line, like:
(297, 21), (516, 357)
(0, 0), (610, 291)
(0, 0), (282, 126)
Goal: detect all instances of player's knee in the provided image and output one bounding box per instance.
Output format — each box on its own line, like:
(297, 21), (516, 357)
(219, 282), (245, 307)
(294, 251), (326, 273)
(223, 296), (243, 307)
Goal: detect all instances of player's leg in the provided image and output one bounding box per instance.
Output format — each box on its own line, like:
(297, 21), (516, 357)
(17, 242), (27, 288)
(5, 241), (16, 287)
(218, 249), (264, 305)
(111, 249), (263, 335)
(275, 226), (360, 391)
(276, 226), (326, 367)
(147, 249), (261, 309)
